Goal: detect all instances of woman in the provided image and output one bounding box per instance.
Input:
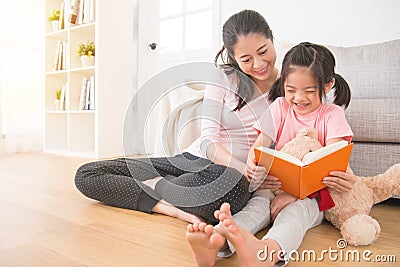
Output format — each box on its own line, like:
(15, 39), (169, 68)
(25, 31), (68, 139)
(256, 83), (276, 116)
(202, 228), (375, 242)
(74, 9), (278, 225)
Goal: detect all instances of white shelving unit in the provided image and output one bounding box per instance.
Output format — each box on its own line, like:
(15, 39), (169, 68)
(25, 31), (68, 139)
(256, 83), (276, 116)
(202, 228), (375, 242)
(44, 0), (137, 158)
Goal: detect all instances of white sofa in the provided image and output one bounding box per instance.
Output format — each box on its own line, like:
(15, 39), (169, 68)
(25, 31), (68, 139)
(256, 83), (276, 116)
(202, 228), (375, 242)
(327, 39), (400, 179)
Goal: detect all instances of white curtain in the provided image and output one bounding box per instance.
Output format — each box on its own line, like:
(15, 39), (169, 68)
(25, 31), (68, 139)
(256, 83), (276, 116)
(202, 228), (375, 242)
(0, 1), (44, 154)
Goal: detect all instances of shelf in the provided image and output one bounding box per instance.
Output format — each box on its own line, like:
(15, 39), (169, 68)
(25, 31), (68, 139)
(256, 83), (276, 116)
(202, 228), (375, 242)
(68, 110), (95, 114)
(45, 68), (95, 76)
(69, 22), (95, 33)
(46, 70), (69, 75)
(44, 0), (136, 159)
(46, 29), (68, 38)
(69, 66), (95, 75)
(46, 111), (68, 114)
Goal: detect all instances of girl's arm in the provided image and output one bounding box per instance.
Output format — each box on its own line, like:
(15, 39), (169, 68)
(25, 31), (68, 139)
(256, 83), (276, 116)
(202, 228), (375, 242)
(322, 138), (358, 192)
(325, 137), (345, 146)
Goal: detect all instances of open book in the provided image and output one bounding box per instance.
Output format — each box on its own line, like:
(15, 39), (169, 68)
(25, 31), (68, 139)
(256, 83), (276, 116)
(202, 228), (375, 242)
(254, 140), (353, 199)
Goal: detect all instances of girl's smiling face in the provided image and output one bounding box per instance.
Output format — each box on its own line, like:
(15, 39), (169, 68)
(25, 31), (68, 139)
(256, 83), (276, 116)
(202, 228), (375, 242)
(232, 33), (276, 84)
(284, 67), (322, 115)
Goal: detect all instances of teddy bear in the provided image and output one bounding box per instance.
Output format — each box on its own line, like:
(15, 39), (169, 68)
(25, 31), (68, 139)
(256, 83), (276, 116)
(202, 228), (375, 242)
(278, 127), (400, 246)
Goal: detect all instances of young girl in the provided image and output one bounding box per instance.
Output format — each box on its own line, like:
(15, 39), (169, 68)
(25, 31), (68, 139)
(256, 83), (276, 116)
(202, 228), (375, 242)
(75, 9), (278, 231)
(186, 42), (357, 266)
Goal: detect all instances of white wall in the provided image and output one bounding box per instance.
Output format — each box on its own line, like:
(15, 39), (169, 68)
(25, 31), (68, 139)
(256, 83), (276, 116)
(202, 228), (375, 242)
(220, 0), (400, 46)
(0, 0), (44, 153)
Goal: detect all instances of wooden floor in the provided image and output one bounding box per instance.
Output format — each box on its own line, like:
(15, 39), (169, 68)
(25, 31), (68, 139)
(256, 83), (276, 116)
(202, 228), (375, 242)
(0, 153), (399, 267)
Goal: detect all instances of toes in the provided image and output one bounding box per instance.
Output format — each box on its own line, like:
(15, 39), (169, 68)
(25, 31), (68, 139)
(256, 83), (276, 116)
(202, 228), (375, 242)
(192, 222), (201, 231)
(187, 224), (194, 232)
(204, 224), (214, 235)
(219, 213), (229, 222)
(222, 218), (234, 228)
(220, 202), (232, 216)
(214, 210), (221, 219)
(198, 222), (207, 232)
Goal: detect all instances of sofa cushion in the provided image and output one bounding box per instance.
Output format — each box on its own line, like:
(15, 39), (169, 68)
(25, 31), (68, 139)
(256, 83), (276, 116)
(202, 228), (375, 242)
(327, 39), (400, 99)
(350, 142), (400, 177)
(346, 98), (400, 143)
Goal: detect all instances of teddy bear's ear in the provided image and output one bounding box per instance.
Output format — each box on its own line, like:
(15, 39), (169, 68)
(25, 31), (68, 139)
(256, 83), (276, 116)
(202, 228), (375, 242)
(310, 130), (319, 140)
(297, 127), (318, 139)
(304, 128), (319, 139)
(296, 128), (308, 137)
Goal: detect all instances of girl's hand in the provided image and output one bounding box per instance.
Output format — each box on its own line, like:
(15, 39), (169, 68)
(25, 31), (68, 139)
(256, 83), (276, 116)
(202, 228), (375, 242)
(246, 157), (281, 191)
(258, 175), (281, 190)
(270, 192), (297, 221)
(322, 171), (359, 193)
(244, 156), (258, 181)
(246, 157), (269, 191)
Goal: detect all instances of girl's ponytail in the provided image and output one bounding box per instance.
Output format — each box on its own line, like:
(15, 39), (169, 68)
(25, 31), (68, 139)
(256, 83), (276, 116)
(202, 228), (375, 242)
(332, 73), (351, 109)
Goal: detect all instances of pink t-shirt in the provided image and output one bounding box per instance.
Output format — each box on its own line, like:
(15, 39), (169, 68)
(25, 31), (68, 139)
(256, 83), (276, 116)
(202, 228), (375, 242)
(185, 78), (271, 163)
(253, 97), (353, 150)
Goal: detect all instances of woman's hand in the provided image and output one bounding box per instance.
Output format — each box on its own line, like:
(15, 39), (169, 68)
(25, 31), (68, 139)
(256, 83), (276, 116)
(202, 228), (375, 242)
(270, 192), (297, 221)
(322, 170), (359, 193)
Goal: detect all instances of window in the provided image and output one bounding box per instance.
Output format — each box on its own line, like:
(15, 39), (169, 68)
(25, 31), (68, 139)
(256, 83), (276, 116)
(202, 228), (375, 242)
(158, 0), (215, 54)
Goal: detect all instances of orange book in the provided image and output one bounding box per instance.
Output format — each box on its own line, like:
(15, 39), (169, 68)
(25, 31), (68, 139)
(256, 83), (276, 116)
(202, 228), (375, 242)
(254, 141), (353, 199)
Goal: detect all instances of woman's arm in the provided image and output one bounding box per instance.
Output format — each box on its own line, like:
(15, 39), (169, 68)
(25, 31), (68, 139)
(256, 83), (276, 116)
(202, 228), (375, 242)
(199, 83), (248, 172)
(205, 142), (247, 174)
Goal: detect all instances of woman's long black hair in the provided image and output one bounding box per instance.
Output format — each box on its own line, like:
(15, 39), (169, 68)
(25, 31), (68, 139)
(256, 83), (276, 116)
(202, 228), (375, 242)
(215, 10), (274, 111)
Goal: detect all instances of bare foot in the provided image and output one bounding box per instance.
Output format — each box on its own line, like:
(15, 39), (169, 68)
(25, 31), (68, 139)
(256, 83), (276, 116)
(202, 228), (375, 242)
(217, 203), (281, 267)
(152, 200), (202, 224)
(186, 222), (226, 267)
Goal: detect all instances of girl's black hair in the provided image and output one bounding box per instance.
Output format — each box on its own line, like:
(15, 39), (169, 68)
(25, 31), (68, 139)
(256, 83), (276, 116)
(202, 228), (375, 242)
(214, 10), (274, 111)
(268, 42), (351, 108)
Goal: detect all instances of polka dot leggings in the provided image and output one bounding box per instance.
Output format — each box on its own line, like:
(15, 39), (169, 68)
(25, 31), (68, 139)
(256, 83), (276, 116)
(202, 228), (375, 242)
(75, 152), (251, 224)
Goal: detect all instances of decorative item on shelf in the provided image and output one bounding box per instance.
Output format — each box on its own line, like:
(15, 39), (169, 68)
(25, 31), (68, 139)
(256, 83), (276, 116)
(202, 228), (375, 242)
(48, 9), (60, 32)
(55, 88), (61, 110)
(77, 41), (95, 68)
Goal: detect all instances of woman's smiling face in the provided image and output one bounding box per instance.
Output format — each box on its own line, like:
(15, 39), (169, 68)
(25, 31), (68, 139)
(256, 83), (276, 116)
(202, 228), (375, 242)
(232, 33), (276, 83)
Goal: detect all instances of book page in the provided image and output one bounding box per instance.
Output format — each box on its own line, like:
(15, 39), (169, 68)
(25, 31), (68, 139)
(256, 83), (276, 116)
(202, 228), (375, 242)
(302, 140), (348, 164)
(256, 146), (305, 166)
